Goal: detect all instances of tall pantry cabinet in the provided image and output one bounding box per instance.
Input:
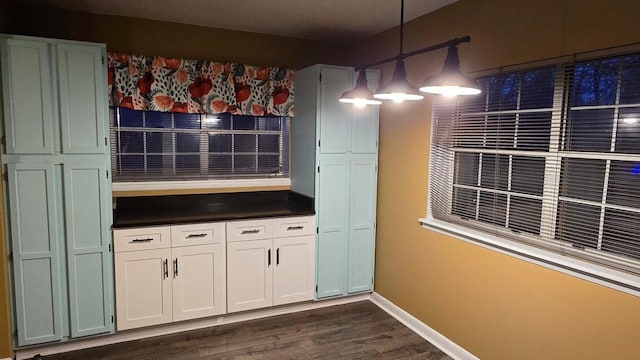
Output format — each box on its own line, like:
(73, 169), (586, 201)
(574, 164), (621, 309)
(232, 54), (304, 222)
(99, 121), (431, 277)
(0, 35), (113, 346)
(292, 65), (379, 299)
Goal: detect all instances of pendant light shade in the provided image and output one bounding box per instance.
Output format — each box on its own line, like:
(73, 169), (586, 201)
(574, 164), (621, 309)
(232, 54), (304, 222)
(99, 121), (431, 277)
(373, 59), (424, 101)
(337, 0), (479, 106)
(339, 70), (382, 106)
(419, 45), (481, 97)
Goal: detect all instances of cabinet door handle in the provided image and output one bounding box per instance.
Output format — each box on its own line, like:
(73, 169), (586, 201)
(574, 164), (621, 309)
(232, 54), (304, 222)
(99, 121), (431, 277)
(186, 233), (207, 238)
(241, 229), (260, 235)
(276, 248), (280, 265)
(268, 249), (271, 267)
(130, 238), (153, 243)
(163, 259), (169, 279)
(173, 259), (178, 277)
(286, 226), (304, 231)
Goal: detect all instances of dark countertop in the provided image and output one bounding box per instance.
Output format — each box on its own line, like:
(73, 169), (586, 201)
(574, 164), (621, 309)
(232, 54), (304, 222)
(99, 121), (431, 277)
(113, 191), (314, 228)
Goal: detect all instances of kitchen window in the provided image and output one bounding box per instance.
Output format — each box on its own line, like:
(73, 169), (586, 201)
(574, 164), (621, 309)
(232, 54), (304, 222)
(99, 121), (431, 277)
(425, 49), (640, 292)
(109, 107), (290, 182)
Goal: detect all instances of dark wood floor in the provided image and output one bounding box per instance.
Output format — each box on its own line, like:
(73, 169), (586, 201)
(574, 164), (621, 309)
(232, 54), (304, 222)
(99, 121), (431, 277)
(43, 301), (452, 360)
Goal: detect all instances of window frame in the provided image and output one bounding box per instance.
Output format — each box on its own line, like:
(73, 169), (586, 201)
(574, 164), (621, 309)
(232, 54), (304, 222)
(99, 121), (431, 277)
(109, 107), (291, 191)
(421, 47), (640, 297)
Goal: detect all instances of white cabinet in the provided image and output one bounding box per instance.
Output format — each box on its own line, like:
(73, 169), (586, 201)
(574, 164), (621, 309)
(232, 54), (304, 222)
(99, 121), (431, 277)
(273, 236), (315, 305)
(226, 216), (315, 313)
(114, 223), (226, 331)
(171, 244), (226, 322)
(227, 239), (273, 313)
(114, 247), (172, 330)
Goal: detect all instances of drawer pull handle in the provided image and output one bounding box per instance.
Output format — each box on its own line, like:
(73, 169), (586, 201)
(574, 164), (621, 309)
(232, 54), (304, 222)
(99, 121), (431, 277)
(130, 238), (153, 243)
(286, 226), (304, 231)
(241, 229), (261, 235)
(187, 233), (207, 238)
(268, 249), (271, 267)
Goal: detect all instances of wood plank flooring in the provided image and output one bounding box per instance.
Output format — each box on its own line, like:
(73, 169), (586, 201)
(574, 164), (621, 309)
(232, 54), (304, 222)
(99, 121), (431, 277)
(43, 301), (452, 360)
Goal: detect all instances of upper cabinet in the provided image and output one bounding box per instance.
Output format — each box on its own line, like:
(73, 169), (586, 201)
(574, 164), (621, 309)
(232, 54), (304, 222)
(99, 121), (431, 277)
(317, 66), (379, 155)
(0, 39), (55, 154)
(56, 43), (108, 154)
(0, 37), (108, 155)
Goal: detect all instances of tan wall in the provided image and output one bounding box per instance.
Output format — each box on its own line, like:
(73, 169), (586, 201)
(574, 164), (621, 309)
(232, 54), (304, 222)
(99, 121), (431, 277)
(346, 0), (640, 359)
(0, 1), (13, 356)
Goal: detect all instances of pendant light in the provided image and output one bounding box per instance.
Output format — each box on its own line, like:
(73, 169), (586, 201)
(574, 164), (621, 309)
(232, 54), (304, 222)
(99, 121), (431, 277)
(419, 44), (482, 97)
(339, 70), (382, 106)
(373, 0), (424, 102)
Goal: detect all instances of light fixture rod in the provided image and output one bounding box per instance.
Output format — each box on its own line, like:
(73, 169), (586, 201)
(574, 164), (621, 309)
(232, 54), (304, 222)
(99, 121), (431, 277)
(399, 0), (404, 56)
(356, 35), (471, 71)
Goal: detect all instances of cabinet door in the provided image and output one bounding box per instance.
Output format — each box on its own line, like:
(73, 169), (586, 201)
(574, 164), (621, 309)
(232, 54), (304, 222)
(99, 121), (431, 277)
(115, 249), (172, 331)
(273, 235), (315, 305)
(350, 70), (380, 154)
(57, 44), (108, 154)
(172, 244), (226, 321)
(347, 157), (377, 293)
(0, 39), (55, 154)
(226, 239), (272, 312)
(316, 157), (350, 298)
(319, 67), (353, 154)
(7, 163), (63, 346)
(63, 161), (113, 337)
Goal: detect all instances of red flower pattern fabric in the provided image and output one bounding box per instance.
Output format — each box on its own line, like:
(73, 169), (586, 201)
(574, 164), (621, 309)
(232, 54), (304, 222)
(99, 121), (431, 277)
(107, 53), (294, 117)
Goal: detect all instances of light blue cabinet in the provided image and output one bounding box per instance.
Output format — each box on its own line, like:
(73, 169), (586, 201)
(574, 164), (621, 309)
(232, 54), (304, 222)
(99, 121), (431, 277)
(292, 65), (379, 299)
(347, 157), (377, 293)
(0, 39), (56, 155)
(316, 157), (349, 298)
(0, 35), (113, 347)
(57, 44), (108, 154)
(63, 161), (113, 338)
(6, 163), (63, 346)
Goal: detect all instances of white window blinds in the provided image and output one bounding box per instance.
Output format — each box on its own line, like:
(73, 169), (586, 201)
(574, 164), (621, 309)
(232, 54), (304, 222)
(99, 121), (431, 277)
(110, 107), (290, 181)
(429, 51), (640, 277)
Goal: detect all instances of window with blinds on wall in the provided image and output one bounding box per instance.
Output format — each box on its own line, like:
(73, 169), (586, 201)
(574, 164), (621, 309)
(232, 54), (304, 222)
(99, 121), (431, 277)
(429, 51), (640, 279)
(109, 107), (290, 181)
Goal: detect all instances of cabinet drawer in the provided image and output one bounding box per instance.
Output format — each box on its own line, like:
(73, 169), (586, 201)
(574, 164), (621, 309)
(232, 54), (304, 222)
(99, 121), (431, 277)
(171, 222), (225, 247)
(272, 216), (316, 237)
(226, 219), (272, 242)
(113, 226), (171, 252)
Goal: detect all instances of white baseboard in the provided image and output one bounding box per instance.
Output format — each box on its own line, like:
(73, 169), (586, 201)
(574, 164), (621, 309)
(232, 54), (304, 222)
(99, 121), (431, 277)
(15, 294), (369, 360)
(370, 292), (479, 360)
(1, 357), (12, 360)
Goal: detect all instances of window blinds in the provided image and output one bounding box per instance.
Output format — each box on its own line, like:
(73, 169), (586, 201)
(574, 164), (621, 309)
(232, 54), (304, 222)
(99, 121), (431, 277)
(110, 107), (290, 181)
(430, 52), (640, 275)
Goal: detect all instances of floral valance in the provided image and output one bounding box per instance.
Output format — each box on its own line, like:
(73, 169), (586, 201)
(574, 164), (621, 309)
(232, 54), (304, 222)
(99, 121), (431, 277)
(107, 53), (295, 117)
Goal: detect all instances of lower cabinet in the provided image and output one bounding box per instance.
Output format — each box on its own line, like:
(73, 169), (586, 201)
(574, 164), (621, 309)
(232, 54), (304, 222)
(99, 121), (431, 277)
(316, 155), (377, 298)
(113, 216), (315, 330)
(114, 248), (172, 330)
(113, 223), (226, 331)
(227, 216), (315, 313)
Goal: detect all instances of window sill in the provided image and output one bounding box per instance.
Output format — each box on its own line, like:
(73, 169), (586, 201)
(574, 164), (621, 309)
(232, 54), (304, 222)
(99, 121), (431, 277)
(112, 178), (291, 196)
(418, 216), (640, 298)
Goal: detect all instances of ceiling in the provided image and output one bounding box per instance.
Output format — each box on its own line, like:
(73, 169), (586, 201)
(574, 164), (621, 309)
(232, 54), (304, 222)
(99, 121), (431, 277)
(21, 0), (458, 43)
